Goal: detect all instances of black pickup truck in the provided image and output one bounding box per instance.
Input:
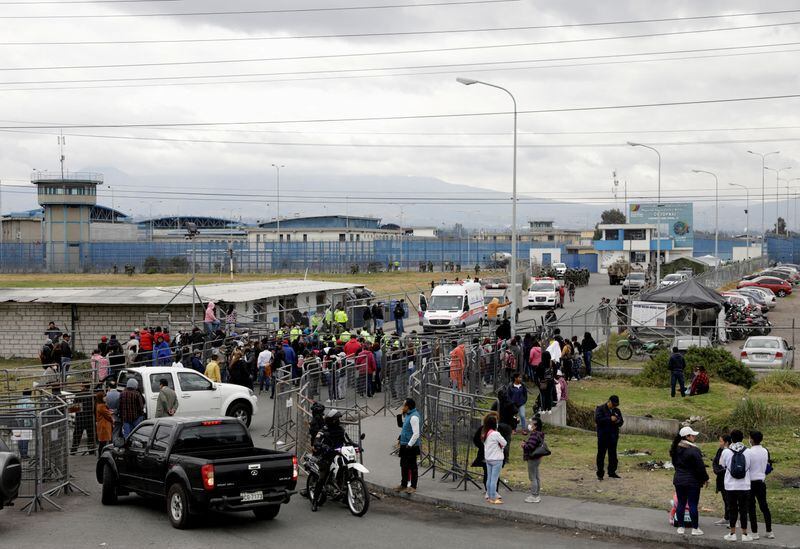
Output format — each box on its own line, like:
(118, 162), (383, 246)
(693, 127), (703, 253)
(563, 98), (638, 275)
(0, 438), (22, 510)
(97, 417), (297, 528)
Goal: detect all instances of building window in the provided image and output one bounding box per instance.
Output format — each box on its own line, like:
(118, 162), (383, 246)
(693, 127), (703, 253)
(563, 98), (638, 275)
(631, 252), (647, 263)
(356, 234), (360, 242)
(286, 234), (291, 242)
(303, 234), (307, 242)
(547, 235), (554, 241)
(604, 229), (619, 240)
(624, 229), (646, 240)
(339, 233), (346, 242)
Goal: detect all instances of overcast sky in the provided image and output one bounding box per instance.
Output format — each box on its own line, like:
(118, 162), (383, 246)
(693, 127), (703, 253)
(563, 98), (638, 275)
(0, 0), (799, 231)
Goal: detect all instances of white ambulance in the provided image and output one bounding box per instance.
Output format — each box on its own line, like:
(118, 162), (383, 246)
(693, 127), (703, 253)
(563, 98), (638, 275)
(419, 281), (485, 331)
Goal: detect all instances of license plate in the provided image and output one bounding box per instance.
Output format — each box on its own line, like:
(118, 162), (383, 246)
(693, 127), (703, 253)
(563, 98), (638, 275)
(241, 491), (264, 502)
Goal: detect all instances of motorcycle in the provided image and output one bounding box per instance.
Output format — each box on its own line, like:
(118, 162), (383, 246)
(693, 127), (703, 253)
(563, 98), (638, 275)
(302, 435), (370, 517)
(615, 333), (664, 360)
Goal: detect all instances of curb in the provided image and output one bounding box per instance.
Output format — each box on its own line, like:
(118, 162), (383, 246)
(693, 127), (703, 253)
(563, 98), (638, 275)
(366, 481), (799, 549)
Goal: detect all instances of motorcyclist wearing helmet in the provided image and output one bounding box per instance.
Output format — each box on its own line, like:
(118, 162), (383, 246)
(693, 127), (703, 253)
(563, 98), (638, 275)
(311, 409), (348, 512)
(309, 402), (326, 444)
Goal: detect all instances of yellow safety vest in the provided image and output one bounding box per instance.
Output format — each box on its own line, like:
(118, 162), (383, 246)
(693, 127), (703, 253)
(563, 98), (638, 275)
(334, 310), (348, 324)
(290, 327), (301, 342)
(340, 331), (351, 343)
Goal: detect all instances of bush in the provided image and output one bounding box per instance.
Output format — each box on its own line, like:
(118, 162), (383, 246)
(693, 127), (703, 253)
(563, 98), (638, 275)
(143, 256), (160, 274)
(632, 346), (755, 389)
(752, 370), (800, 393)
(566, 400), (596, 430)
(708, 398), (788, 434)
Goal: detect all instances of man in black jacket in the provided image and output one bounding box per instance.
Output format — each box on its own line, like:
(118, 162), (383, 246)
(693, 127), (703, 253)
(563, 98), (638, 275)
(668, 347), (687, 398)
(595, 395), (624, 480)
(311, 410), (349, 512)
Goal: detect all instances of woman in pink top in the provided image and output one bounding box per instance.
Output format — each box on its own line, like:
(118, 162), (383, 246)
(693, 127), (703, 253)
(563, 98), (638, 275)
(204, 301), (220, 335)
(529, 340), (542, 370)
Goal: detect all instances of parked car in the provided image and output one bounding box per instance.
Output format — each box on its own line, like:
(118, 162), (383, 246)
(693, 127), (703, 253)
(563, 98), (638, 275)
(0, 438), (21, 510)
(659, 273), (688, 287)
(117, 367), (258, 427)
(622, 272), (647, 295)
(759, 270), (799, 284)
(722, 292), (758, 310)
(734, 287), (777, 309)
(729, 289), (771, 312)
(740, 336), (795, 369)
(672, 335), (713, 354)
(97, 417), (298, 528)
(737, 276), (792, 297)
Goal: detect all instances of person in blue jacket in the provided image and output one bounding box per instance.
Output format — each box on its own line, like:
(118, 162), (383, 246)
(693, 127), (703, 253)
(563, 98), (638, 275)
(152, 336), (172, 366)
(507, 373), (529, 433)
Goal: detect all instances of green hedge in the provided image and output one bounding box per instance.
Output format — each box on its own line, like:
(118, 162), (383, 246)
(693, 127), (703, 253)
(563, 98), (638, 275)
(632, 346), (755, 389)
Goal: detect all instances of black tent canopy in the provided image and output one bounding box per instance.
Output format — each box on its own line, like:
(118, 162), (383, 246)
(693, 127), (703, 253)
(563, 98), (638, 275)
(640, 278), (725, 310)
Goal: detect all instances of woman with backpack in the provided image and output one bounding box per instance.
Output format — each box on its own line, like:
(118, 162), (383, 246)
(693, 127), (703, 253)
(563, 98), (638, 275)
(669, 426), (709, 537)
(521, 417), (547, 503)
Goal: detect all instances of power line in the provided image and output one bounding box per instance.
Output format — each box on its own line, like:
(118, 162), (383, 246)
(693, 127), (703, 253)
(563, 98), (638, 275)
(5, 33), (800, 72)
(2, 92), (800, 129)
(5, 127), (800, 149)
(1, 16), (799, 46)
(0, 0), (519, 19)
(2, 40), (798, 84)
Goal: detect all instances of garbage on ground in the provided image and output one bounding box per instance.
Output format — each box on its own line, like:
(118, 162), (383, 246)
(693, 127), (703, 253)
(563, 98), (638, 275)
(621, 449), (653, 456)
(637, 460), (673, 471)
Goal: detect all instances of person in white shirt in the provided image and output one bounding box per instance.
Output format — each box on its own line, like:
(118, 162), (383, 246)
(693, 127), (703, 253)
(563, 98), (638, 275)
(257, 347), (273, 394)
(545, 338), (561, 367)
(719, 429), (752, 542)
(747, 430), (774, 540)
(482, 413), (507, 505)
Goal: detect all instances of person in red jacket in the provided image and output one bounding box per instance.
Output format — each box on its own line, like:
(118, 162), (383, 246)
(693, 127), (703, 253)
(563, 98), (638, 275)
(137, 327), (153, 365)
(344, 337), (362, 358)
(355, 344), (376, 397)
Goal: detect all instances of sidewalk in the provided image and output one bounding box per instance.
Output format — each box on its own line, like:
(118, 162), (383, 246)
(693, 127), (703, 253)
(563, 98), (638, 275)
(361, 415), (800, 549)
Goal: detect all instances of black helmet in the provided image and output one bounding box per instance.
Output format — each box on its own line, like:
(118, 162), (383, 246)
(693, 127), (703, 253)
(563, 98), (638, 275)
(324, 408), (342, 427)
(311, 402), (325, 417)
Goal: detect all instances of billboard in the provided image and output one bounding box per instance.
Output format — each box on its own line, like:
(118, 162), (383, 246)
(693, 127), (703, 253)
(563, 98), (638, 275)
(629, 202), (693, 248)
(631, 301), (668, 328)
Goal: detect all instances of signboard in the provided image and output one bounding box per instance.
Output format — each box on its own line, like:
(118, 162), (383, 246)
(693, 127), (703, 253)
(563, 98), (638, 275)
(631, 301), (668, 328)
(629, 202), (693, 248)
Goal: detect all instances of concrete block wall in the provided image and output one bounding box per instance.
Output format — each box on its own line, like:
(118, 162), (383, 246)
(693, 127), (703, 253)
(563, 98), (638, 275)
(0, 303), (194, 359)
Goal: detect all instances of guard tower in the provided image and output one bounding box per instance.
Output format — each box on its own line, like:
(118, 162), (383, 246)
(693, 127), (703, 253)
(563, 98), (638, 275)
(33, 171), (103, 272)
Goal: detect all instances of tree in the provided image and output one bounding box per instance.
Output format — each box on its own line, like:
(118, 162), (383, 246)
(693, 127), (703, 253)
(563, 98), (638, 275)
(601, 208), (626, 224)
(593, 208), (627, 239)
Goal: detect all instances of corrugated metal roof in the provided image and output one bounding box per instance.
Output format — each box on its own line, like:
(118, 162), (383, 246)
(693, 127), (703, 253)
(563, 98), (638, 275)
(0, 279), (361, 306)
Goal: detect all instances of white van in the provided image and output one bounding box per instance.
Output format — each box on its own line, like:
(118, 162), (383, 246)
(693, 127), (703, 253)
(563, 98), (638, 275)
(419, 281), (484, 331)
(526, 277), (562, 309)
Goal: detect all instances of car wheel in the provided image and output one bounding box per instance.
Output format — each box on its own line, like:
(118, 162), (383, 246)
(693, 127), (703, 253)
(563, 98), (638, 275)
(253, 505), (281, 520)
(777, 290), (787, 297)
(227, 401), (252, 427)
(167, 483), (193, 529)
(101, 463), (118, 505)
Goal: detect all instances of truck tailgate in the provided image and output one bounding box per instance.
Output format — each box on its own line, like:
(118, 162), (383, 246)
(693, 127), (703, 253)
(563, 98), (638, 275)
(211, 451), (295, 494)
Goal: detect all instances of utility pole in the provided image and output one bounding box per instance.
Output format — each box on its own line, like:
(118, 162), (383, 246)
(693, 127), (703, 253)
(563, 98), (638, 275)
(748, 150), (780, 255)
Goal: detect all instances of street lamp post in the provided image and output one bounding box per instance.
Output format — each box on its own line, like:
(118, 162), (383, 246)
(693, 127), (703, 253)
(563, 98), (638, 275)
(747, 150), (780, 255)
(783, 178), (800, 234)
(627, 142), (662, 282)
(457, 76), (518, 336)
(692, 169), (719, 262)
(729, 183), (750, 260)
(271, 164), (284, 243)
(765, 166), (792, 235)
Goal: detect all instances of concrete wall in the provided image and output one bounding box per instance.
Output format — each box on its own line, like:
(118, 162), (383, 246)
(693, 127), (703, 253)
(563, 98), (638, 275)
(0, 303), (193, 358)
(620, 414), (681, 438)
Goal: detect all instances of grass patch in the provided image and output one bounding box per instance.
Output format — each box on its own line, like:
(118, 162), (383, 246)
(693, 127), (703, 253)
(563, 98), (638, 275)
(496, 425), (800, 525)
(0, 270), (503, 296)
(752, 370), (800, 393)
(568, 377), (746, 423)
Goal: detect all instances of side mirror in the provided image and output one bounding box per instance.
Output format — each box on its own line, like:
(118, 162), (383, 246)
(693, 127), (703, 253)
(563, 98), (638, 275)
(360, 433), (366, 441)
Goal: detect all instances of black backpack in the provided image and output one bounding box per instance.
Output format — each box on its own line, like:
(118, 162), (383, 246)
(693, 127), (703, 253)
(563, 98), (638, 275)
(729, 448), (748, 479)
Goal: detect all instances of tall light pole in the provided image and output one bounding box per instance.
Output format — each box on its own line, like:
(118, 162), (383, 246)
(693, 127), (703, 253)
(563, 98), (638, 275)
(783, 177), (800, 234)
(457, 76), (518, 336)
(765, 166), (792, 235)
(272, 164), (284, 243)
(747, 150), (779, 255)
(729, 182), (750, 259)
(692, 169), (719, 261)
(628, 142), (662, 282)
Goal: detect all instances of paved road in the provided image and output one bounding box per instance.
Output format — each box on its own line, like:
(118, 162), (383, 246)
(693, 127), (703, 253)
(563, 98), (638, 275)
(0, 457), (666, 549)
